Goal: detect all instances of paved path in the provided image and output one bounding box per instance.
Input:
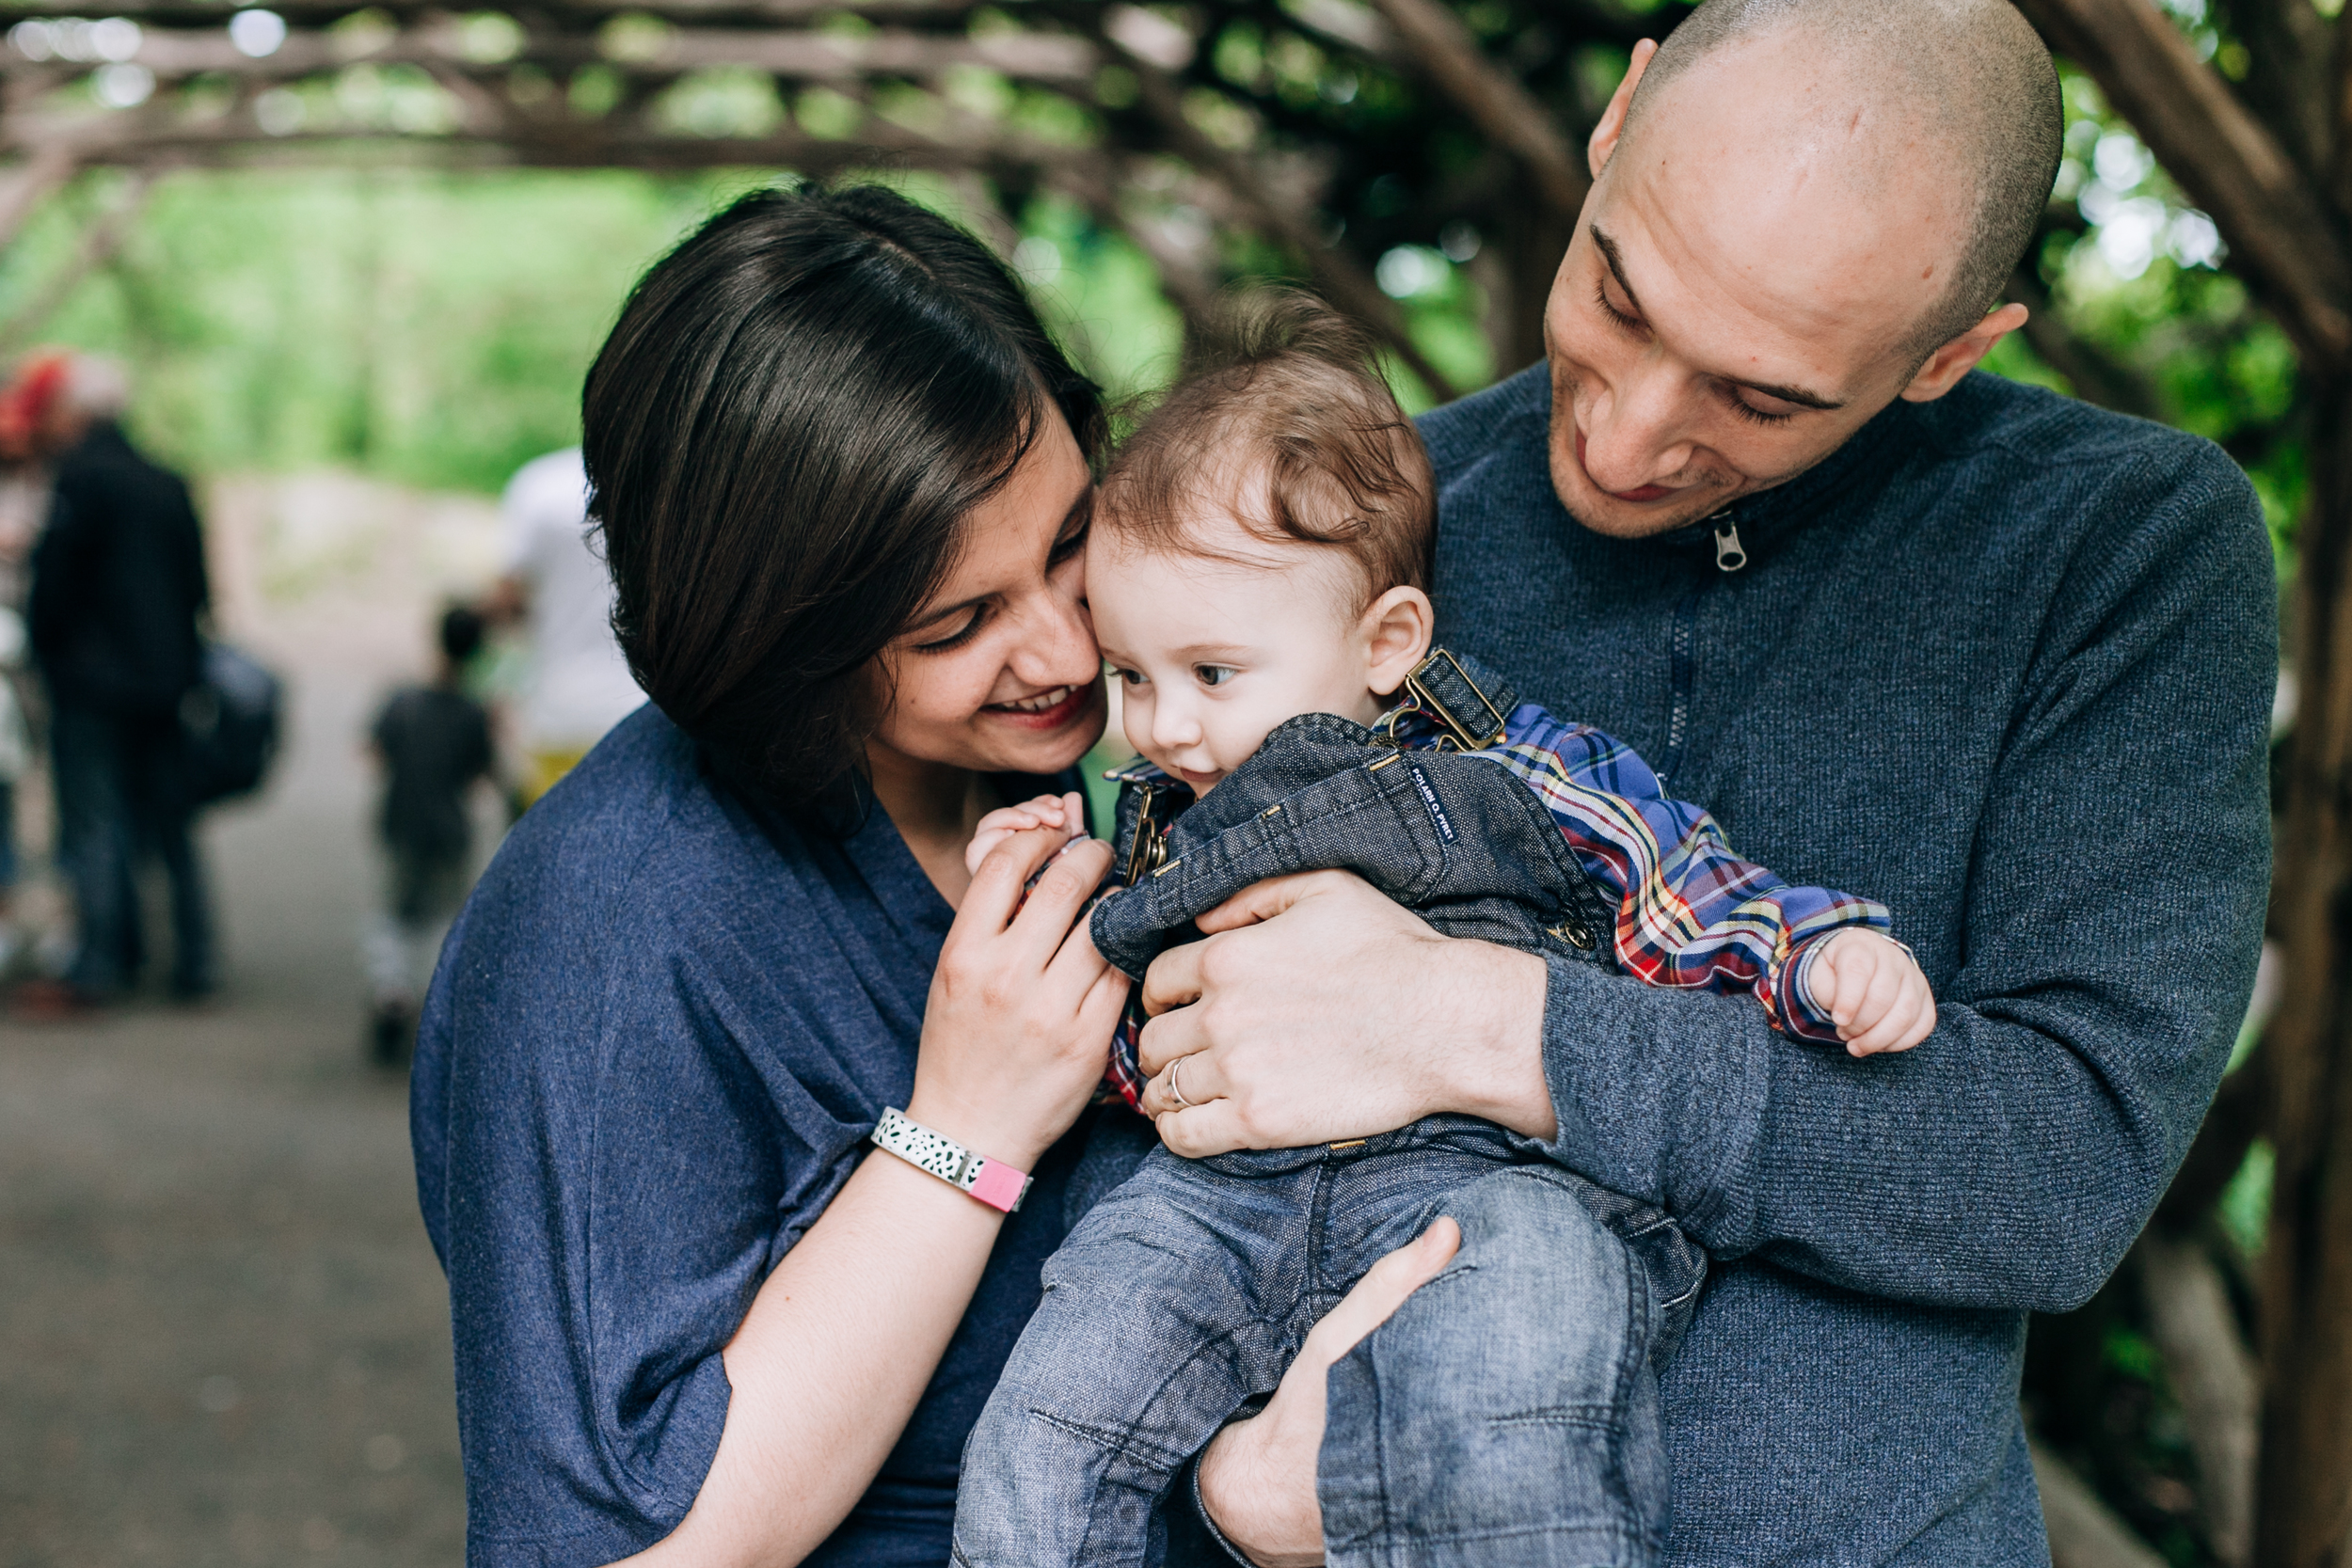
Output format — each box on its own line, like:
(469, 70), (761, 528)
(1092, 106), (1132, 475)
(0, 474), (501, 1568)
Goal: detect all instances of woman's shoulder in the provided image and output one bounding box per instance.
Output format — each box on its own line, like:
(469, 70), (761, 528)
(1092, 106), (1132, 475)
(472, 706), (800, 950)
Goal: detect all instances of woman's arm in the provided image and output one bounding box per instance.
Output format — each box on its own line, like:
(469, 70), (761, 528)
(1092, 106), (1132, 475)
(626, 825), (1128, 1568)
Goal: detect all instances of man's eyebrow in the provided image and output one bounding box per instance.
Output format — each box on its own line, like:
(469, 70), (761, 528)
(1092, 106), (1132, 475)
(1587, 223), (1848, 413)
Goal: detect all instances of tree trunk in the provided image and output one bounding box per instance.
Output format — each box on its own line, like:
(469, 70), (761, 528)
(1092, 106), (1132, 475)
(2256, 380), (2352, 1568)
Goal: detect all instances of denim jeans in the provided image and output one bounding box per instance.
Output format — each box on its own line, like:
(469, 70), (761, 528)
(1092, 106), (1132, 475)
(955, 666), (1706, 1568)
(51, 696), (214, 997)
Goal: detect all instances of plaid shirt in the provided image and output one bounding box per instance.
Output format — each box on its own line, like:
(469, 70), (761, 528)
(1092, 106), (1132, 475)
(1097, 695), (1890, 1110)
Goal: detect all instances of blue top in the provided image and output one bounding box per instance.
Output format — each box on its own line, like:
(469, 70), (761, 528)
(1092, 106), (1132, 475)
(1421, 367), (2275, 1563)
(409, 708), (1094, 1566)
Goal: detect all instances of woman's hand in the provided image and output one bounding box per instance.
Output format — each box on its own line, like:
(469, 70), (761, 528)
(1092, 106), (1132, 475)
(910, 819), (1124, 1169)
(1197, 1219), (1463, 1566)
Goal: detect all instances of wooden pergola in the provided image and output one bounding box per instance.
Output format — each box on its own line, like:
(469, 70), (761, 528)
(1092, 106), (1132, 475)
(0, 0), (1608, 396)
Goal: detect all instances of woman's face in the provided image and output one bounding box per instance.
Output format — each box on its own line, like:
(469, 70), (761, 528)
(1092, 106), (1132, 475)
(867, 407), (1105, 782)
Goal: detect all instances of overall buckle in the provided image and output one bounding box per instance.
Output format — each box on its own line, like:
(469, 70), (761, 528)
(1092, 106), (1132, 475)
(1405, 649), (1514, 750)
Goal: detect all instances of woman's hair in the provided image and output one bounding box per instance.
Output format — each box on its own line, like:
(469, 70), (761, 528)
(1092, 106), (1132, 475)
(583, 183), (1104, 810)
(1098, 289), (1433, 613)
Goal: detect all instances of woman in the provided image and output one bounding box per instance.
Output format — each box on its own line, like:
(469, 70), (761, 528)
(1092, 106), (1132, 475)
(410, 185), (1439, 1568)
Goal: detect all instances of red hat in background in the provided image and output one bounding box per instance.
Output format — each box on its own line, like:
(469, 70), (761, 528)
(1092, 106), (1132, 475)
(0, 351), (72, 462)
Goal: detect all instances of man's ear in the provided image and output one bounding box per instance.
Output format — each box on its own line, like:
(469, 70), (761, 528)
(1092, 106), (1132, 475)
(1362, 587), (1437, 697)
(1899, 302), (2030, 404)
(1588, 39), (1659, 181)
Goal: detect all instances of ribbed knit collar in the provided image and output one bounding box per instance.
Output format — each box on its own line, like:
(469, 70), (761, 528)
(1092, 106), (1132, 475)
(1633, 388), (1920, 562)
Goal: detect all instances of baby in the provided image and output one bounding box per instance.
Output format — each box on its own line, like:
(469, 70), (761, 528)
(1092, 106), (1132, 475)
(951, 295), (1932, 1568)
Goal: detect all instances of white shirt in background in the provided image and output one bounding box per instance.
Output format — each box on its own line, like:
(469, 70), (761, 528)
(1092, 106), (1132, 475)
(501, 448), (644, 752)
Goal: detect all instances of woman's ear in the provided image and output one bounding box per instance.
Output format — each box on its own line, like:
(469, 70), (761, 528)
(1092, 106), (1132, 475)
(1361, 587), (1437, 697)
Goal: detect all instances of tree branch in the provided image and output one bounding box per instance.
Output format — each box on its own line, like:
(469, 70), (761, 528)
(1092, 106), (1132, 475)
(1361, 0), (1589, 217)
(2032, 1438), (2172, 1568)
(2010, 0), (2352, 367)
(0, 164), (155, 355)
(2007, 263), (2166, 420)
(2134, 1229), (2260, 1568)
(1109, 50), (1463, 399)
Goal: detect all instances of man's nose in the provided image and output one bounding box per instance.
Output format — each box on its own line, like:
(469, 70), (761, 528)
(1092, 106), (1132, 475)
(1582, 361), (1698, 492)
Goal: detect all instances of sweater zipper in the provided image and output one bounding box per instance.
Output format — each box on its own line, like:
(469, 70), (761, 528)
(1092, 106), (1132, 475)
(1661, 507), (1741, 784)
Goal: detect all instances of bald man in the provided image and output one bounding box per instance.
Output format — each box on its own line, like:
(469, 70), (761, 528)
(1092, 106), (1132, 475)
(1137, 1), (2275, 1562)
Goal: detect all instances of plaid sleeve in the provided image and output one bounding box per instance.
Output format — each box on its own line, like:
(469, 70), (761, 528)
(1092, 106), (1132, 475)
(1476, 705), (1890, 1043)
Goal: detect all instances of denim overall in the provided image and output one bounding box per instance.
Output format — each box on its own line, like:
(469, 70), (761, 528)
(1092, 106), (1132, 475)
(952, 654), (1707, 1568)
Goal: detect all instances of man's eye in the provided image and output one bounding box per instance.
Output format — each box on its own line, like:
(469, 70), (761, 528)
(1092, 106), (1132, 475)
(1196, 665), (1236, 688)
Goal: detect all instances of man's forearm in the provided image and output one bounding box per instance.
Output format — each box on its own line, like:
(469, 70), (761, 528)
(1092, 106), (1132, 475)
(1430, 940), (1555, 1141)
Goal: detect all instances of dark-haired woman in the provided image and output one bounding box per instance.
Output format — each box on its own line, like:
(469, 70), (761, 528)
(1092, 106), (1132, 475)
(409, 186), (1137, 1566)
(411, 184), (1441, 1568)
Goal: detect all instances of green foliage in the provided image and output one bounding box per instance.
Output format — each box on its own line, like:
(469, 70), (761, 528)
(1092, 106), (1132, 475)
(0, 165), (1198, 497)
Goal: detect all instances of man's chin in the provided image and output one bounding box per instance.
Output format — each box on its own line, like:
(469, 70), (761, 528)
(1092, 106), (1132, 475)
(1556, 473), (1738, 539)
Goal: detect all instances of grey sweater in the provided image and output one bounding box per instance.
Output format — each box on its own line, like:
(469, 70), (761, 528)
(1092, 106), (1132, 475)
(1420, 366), (2274, 1564)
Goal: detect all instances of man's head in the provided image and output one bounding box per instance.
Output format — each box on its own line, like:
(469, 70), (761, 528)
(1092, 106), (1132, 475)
(31, 352), (129, 456)
(1090, 293), (1437, 792)
(1546, 0), (2061, 536)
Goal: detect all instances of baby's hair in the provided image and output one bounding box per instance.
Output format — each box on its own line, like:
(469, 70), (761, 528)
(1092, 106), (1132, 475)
(1098, 289), (1435, 611)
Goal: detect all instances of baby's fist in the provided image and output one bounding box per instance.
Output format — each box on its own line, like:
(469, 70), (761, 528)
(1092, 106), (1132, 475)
(963, 790), (1088, 876)
(1804, 929), (1936, 1057)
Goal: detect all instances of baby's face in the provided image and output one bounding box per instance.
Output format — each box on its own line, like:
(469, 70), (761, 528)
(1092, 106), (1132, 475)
(1088, 514), (1384, 793)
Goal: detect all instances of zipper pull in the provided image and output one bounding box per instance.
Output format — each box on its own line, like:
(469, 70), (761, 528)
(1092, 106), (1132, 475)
(1711, 513), (1747, 573)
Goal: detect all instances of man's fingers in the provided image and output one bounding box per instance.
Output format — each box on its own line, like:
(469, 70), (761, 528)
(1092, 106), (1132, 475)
(1134, 998), (1203, 1077)
(1191, 870), (1359, 936)
(1138, 1049), (1225, 1117)
(1153, 1100), (1249, 1159)
(1298, 1218), (1463, 1369)
(1138, 940), (1207, 1024)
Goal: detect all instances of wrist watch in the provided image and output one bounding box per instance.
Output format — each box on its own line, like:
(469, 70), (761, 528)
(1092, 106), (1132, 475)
(868, 1107), (1032, 1212)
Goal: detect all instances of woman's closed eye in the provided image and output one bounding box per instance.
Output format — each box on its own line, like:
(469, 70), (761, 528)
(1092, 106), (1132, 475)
(911, 604), (990, 654)
(1195, 665), (1237, 689)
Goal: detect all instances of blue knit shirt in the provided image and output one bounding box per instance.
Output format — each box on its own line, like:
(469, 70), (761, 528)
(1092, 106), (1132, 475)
(1419, 366), (2274, 1564)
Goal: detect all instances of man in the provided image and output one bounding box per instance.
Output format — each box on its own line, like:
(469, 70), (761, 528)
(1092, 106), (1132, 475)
(1138, 1), (2275, 1560)
(483, 448), (644, 809)
(27, 355), (215, 1005)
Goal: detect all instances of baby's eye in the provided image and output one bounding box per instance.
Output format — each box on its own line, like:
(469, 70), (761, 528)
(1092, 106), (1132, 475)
(1115, 667), (1148, 688)
(1196, 665), (1236, 689)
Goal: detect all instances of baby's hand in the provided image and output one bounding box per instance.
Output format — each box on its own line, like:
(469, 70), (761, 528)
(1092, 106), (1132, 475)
(964, 791), (1088, 877)
(1804, 929), (1936, 1057)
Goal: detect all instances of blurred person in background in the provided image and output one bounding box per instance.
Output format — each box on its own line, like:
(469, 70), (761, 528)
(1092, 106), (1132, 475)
(483, 447), (644, 809)
(363, 604), (495, 1066)
(23, 352), (215, 1011)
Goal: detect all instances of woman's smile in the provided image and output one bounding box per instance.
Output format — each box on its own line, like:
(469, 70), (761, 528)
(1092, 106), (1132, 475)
(982, 680), (1097, 734)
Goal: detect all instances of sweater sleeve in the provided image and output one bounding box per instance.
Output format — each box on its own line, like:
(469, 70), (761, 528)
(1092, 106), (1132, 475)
(1518, 456), (2275, 1313)
(1508, 717), (1890, 1041)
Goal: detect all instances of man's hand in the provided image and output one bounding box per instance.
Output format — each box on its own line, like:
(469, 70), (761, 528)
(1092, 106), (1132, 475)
(1133, 871), (1552, 1156)
(1196, 1218), (1462, 1566)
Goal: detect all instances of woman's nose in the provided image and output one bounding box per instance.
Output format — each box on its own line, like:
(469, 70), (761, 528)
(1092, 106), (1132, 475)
(1007, 585), (1101, 689)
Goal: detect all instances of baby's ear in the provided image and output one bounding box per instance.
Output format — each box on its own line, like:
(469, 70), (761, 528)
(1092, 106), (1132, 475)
(1362, 587), (1437, 696)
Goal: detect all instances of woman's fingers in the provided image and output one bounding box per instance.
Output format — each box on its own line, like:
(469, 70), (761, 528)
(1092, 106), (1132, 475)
(1299, 1217), (1462, 1369)
(961, 818), (1083, 933)
(1006, 836), (1113, 963)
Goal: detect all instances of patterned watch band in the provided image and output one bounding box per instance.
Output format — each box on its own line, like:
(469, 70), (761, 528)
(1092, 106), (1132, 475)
(868, 1108), (1032, 1213)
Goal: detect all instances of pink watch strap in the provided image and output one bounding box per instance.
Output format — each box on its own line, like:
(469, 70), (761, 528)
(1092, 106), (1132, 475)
(966, 1159), (1031, 1213)
(868, 1107), (1033, 1212)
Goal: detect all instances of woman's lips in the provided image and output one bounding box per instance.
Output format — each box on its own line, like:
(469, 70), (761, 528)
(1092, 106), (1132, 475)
(1575, 429), (1675, 503)
(983, 683), (1092, 732)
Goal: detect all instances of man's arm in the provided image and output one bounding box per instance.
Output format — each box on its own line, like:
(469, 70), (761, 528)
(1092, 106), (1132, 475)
(1143, 470), (2274, 1313)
